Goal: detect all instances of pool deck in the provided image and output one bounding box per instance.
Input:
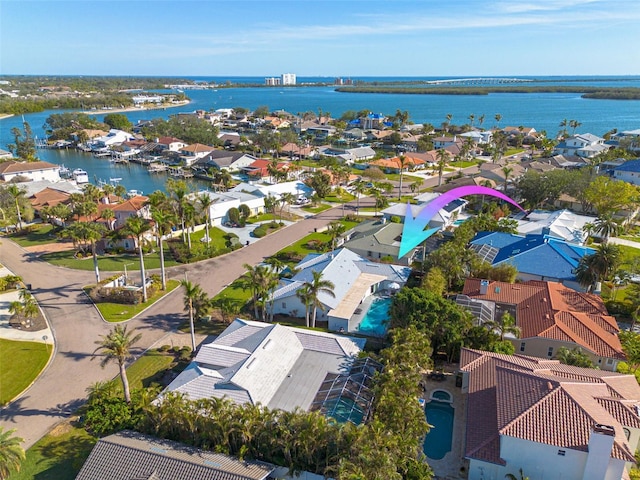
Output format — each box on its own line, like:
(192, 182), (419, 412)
(347, 292), (391, 335)
(421, 366), (469, 479)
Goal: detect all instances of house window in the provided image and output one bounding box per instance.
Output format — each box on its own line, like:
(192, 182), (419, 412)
(606, 358), (614, 365)
(547, 347), (553, 357)
(624, 428), (631, 440)
(520, 342), (526, 352)
(558, 450), (566, 456)
(282, 302), (286, 308)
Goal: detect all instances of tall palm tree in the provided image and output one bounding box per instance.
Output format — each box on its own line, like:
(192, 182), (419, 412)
(326, 221), (346, 250)
(485, 312), (520, 341)
(494, 113), (502, 129)
(278, 192), (295, 222)
(122, 216), (153, 302)
(167, 178), (190, 244)
(6, 185), (26, 231)
(60, 221), (106, 284)
(576, 244), (621, 292)
(501, 166), (513, 193)
(352, 180), (368, 213)
(478, 114), (485, 129)
(93, 324), (142, 403)
(151, 209), (175, 290)
(197, 192), (215, 247)
(100, 208), (115, 230)
(180, 279), (201, 351)
(243, 263), (270, 320)
(436, 148), (449, 186)
(0, 427), (25, 479)
(296, 284), (314, 328)
(304, 270), (335, 328)
(397, 155), (410, 200)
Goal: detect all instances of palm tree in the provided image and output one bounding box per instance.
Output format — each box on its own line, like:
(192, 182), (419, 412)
(180, 279), (201, 351)
(468, 113), (475, 127)
(594, 214), (621, 244)
(93, 324), (142, 403)
(6, 185), (26, 231)
(576, 244), (621, 292)
(122, 216), (153, 302)
(326, 221), (346, 250)
(505, 468), (529, 480)
(296, 284), (314, 328)
(151, 209), (175, 290)
(243, 263), (270, 320)
(197, 192), (215, 247)
(304, 271), (335, 328)
(436, 148), (449, 186)
(0, 427), (25, 479)
(478, 114), (485, 129)
(501, 166), (513, 193)
(494, 113), (502, 129)
(352, 180), (368, 213)
(485, 312), (520, 341)
(100, 208), (115, 230)
(60, 221), (106, 284)
(167, 178), (190, 244)
(278, 192), (295, 222)
(397, 155), (410, 200)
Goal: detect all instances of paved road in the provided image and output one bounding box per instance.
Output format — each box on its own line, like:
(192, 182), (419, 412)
(0, 204), (346, 448)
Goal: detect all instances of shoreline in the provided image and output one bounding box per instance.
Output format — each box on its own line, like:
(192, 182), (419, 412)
(81, 99), (191, 115)
(0, 113), (15, 120)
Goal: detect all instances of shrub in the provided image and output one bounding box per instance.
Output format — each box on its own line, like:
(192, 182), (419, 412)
(89, 286), (142, 305)
(389, 215), (401, 223)
(253, 226), (267, 238)
(158, 345), (171, 352)
(0, 275), (23, 291)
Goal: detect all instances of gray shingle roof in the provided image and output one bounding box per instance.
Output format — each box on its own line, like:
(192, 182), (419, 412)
(76, 430), (274, 480)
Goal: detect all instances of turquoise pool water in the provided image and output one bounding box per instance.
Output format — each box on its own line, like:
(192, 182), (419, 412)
(323, 397), (365, 425)
(357, 297), (391, 336)
(423, 399), (454, 460)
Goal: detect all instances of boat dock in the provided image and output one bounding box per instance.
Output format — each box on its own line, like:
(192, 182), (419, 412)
(148, 164), (168, 173)
(168, 167), (194, 178)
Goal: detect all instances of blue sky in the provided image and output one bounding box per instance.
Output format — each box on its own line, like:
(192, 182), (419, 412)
(2, 0), (640, 76)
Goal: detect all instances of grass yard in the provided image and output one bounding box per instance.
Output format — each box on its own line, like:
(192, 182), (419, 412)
(302, 204), (332, 214)
(0, 339), (50, 405)
(247, 213), (279, 223)
(87, 279), (180, 322)
(41, 250), (179, 272)
(8, 224), (61, 247)
(115, 349), (179, 391)
(8, 421), (97, 480)
(618, 245), (640, 270)
(187, 226), (229, 249)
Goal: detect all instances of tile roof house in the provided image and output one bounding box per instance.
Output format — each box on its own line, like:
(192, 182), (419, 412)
(156, 136), (187, 152)
(0, 161), (61, 182)
(470, 232), (595, 290)
(76, 430), (275, 480)
(459, 279), (625, 370)
(270, 248), (411, 333)
(164, 318), (366, 413)
(180, 143), (216, 166)
(29, 187), (71, 211)
(459, 348), (640, 480)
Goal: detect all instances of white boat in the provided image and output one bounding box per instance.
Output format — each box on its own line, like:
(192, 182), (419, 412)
(109, 177), (122, 184)
(127, 189), (143, 197)
(72, 169), (89, 184)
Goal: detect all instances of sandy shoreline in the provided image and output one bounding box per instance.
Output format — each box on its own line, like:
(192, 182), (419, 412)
(81, 99), (191, 115)
(0, 113), (15, 120)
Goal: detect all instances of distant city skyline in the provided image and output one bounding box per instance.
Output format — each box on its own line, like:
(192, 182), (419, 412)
(2, 0), (640, 77)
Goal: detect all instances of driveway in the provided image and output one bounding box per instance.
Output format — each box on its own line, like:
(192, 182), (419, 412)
(0, 204), (345, 448)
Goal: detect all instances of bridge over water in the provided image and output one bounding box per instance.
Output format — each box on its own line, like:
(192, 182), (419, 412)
(424, 77), (532, 85)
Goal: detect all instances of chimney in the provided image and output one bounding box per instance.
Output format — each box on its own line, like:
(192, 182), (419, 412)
(480, 279), (489, 295)
(582, 424), (615, 480)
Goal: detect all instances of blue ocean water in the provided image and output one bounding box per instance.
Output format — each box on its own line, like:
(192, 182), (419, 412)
(2, 76), (640, 193)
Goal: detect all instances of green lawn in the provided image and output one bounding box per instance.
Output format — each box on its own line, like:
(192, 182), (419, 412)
(117, 349), (178, 391)
(41, 250), (179, 272)
(324, 192), (356, 203)
(302, 204), (332, 214)
(0, 339), (50, 405)
(188, 226), (229, 249)
(618, 245), (640, 270)
(8, 421), (97, 480)
(87, 279), (180, 322)
(505, 148), (525, 156)
(247, 213), (278, 223)
(8, 224), (61, 247)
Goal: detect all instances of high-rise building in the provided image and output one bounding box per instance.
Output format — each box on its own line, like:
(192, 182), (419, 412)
(281, 73), (296, 85)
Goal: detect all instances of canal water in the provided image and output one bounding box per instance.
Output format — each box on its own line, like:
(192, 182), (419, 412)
(2, 76), (640, 194)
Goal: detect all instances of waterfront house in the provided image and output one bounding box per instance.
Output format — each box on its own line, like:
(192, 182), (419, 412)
(433, 136), (462, 150)
(180, 143), (216, 166)
(280, 142), (317, 159)
(91, 129), (135, 149)
(369, 155), (425, 173)
(218, 132), (241, 149)
(156, 136), (187, 152)
(611, 159), (640, 186)
(469, 232), (595, 290)
(0, 161), (61, 182)
(515, 209), (594, 244)
(459, 348), (639, 480)
(458, 278), (625, 370)
(553, 133), (609, 158)
(611, 128), (640, 153)
(29, 187), (71, 212)
(231, 180), (312, 201)
(382, 192), (467, 229)
(269, 248), (410, 332)
(77, 430), (275, 480)
(111, 195), (150, 229)
(164, 318), (369, 416)
(196, 150), (257, 172)
(360, 112), (387, 130)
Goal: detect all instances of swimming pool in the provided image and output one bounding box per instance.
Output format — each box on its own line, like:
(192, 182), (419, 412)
(323, 397), (365, 425)
(423, 399), (454, 460)
(357, 297), (391, 336)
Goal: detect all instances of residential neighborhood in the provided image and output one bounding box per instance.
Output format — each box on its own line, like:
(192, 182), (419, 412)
(2, 83), (640, 480)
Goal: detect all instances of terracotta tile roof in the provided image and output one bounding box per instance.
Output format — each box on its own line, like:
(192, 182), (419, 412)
(462, 279), (623, 359)
(461, 349), (639, 465)
(30, 187), (70, 209)
(157, 136), (184, 145)
(111, 196), (149, 212)
(181, 143), (214, 153)
(0, 161), (59, 174)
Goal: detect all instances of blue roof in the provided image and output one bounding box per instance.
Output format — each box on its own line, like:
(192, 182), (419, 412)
(471, 232), (595, 280)
(613, 159), (640, 172)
